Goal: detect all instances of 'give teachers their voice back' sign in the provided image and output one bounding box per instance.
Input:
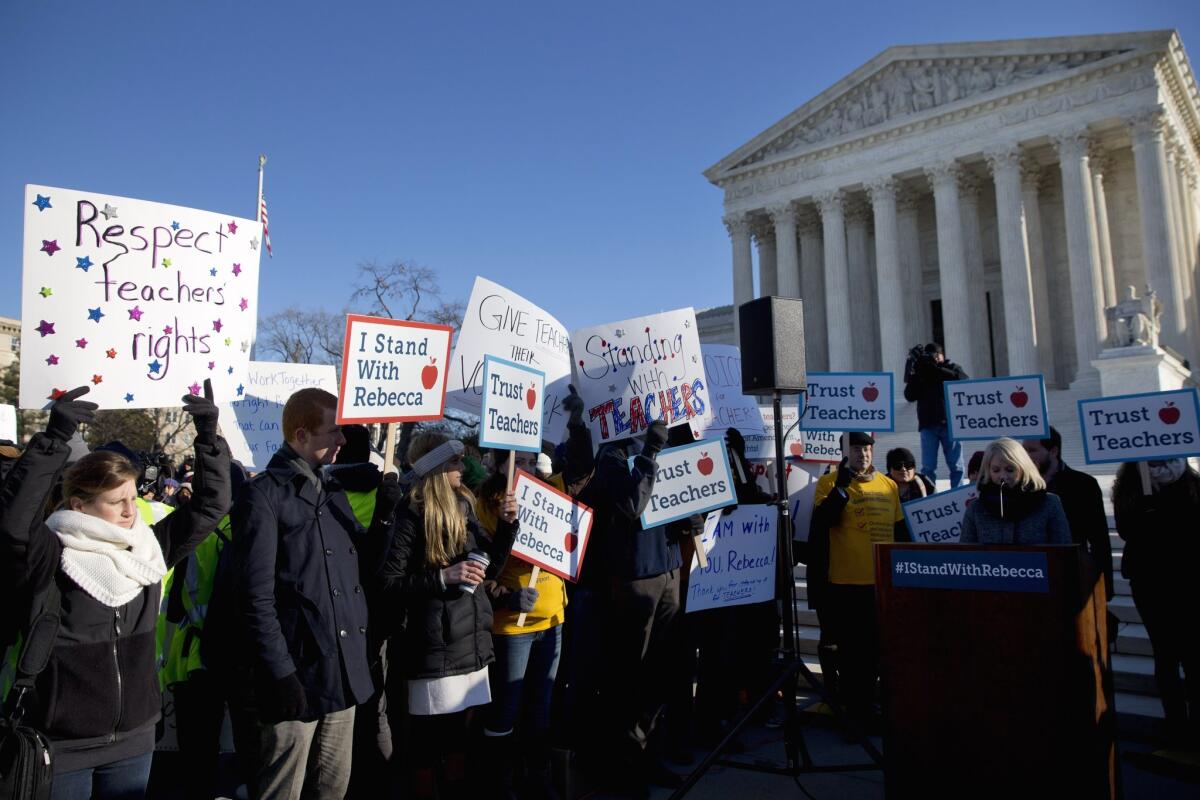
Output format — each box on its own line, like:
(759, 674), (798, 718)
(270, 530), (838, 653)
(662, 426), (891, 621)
(637, 438), (737, 528)
(337, 315), (453, 424)
(944, 374), (1048, 441)
(1078, 388), (1200, 464)
(19, 185), (261, 408)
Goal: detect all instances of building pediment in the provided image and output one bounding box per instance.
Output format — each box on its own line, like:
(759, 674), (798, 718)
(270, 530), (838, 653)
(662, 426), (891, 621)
(705, 31), (1178, 183)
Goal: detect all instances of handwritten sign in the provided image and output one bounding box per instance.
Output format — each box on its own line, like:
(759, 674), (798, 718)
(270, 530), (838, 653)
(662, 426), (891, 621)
(693, 344), (764, 442)
(750, 459), (825, 542)
(19, 184), (261, 408)
(573, 307), (711, 446)
(1078, 388), (1200, 464)
(479, 356), (545, 452)
(446, 278), (572, 442)
(636, 438), (736, 527)
(799, 372), (894, 432)
(944, 374), (1048, 441)
(222, 361), (338, 471)
(0, 404), (15, 441)
(512, 471), (594, 581)
(901, 483), (980, 544)
(687, 505), (777, 612)
(748, 404), (800, 460)
(337, 314), (453, 424)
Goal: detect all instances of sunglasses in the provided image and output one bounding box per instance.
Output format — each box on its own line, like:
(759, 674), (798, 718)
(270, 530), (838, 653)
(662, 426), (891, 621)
(892, 462), (916, 470)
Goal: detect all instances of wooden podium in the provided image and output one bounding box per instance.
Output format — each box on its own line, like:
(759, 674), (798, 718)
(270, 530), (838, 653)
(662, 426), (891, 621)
(874, 544), (1116, 798)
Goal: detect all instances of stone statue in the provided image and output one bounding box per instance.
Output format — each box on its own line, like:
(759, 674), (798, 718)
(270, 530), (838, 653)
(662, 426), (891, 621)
(1105, 284), (1162, 348)
(910, 68), (937, 111)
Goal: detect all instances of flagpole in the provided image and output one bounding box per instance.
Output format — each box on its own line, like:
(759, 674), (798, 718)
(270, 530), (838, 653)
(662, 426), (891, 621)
(256, 154), (267, 223)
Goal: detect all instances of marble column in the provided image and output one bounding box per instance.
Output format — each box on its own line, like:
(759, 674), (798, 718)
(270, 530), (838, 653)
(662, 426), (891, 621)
(1128, 108), (1189, 355)
(985, 146), (1039, 375)
(753, 220), (777, 297)
(1088, 146), (1118, 309)
(1053, 129), (1106, 388)
(958, 171), (993, 376)
(896, 187), (927, 344)
(816, 190), (853, 370)
(1164, 141), (1189, 316)
(1020, 160), (1057, 385)
(845, 196), (879, 370)
(725, 212), (754, 343)
(1172, 150), (1200, 353)
(769, 203), (802, 297)
(867, 177), (906, 382)
(798, 208), (829, 371)
(925, 161), (979, 377)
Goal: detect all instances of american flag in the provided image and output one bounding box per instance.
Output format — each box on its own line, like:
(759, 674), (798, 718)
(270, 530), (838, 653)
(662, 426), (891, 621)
(260, 196), (273, 257)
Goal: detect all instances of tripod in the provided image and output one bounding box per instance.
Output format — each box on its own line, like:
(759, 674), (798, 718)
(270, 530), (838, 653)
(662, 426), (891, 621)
(668, 390), (883, 798)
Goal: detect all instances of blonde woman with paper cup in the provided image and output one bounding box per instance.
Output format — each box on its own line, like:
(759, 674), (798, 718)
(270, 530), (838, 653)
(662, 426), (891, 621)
(959, 438), (1070, 546)
(379, 433), (517, 798)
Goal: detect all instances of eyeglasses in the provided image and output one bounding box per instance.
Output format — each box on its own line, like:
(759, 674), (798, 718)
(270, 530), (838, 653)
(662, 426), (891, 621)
(892, 463), (916, 470)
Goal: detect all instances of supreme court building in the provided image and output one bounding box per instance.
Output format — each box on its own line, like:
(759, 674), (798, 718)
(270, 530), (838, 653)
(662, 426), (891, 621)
(703, 31), (1200, 390)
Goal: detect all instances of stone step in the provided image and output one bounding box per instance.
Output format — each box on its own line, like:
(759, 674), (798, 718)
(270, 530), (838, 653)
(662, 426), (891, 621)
(1116, 623), (1154, 657)
(1114, 576), (1130, 597)
(1112, 653), (1157, 695)
(1110, 595), (1140, 624)
(791, 599), (819, 626)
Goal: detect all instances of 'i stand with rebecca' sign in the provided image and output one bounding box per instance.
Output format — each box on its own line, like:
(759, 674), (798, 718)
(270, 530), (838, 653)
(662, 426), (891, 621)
(944, 374), (1049, 441)
(636, 438), (737, 528)
(337, 314), (453, 424)
(799, 372), (894, 432)
(19, 184), (261, 408)
(512, 471), (594, 581)
(902, 483), (980, 544)
(1078, 388), (1200, 464)
(479, 355), (545, 452)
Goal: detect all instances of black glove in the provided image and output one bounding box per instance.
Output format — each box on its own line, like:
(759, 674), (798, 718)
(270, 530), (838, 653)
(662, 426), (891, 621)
(45, 386), (98, 443)
(182, 379), (219, 444)
(641, 420), (670, 461)
(504, 587), (539, 613)
(724, 427), (746, 460)
(264, 672), (308, 722)
(372, 472), (403, 523)
(562, 383), (585, 426)
(835, 457), (853, 489)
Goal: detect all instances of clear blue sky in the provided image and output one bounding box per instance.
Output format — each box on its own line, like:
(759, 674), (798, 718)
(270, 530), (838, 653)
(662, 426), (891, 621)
(3, 1), (1196, 333)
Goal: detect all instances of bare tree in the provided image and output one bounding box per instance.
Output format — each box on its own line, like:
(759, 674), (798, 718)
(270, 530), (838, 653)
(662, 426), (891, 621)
(256, 308), (345, 365)
(350, 259), (464, 332)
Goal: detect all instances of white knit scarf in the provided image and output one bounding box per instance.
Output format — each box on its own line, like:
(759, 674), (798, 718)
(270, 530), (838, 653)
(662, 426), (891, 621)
(47, 510), (168, 607)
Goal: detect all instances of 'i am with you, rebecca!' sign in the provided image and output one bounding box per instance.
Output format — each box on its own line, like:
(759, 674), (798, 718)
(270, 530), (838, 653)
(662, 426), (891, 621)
(337, 315), (453, 424)
(1078, 389), (1200, 464)
(944, 374), (1049, 441)
(479, 355), (545, 452)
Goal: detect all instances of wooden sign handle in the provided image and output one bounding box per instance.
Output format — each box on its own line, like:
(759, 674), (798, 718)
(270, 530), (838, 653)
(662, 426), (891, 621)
(383, 422), (398, 474)
(1137, 461), (1153, 496)
(694, 533), (709, 569)
(516, 565), (540, 628)
(507, 450), (516, 492)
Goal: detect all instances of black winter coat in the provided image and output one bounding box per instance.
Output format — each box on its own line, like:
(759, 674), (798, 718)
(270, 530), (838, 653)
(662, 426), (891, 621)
(1114, 470), (1200, 584)
(1047, 463), (1114, 598)
(903, 358), (967, 429)
(0, 432), (230, 773)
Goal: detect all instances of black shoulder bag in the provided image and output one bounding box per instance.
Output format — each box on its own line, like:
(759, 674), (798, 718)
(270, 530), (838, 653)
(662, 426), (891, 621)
(0, 582), (61, 799)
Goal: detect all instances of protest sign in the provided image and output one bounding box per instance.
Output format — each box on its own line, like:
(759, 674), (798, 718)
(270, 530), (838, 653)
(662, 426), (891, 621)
(446, 278), (572, 442)
(479, 356), (545, 453)
(797, 429), (842, 463)
(687, 505), (777, 613)
(337, 314), (453, 424)
(750, 459), (825, 542)
(901, 483), (980, 544)
(748, 404), (801, 460)
(799, 372), (894, 432)
(1078, 388), (1200, 464)
(693, 344), (764, 442)
(0, 404), (15, 441)
(637, 438), (736, 528)
(944, 374), (1048, 441)
(222, 361), (338, 471)
(572, 307), (711, 446)
(19, 185), (261, 409)
(512, 471), (594, 581)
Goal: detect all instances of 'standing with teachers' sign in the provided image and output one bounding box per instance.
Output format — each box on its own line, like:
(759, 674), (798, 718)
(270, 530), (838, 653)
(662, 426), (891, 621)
(446, 277), (572, 442)
(337, 314), (453, 424)
(19, 185), (261, 408)
(479, 356), (545, 452)
(636, 438), (736, 528)
(223, 361), (338, 471)
(512, 471), (594, 582)
(573, 307), (712, 447)
(901, 483), (980, 544)
(687, 504), (777, 613)
(1078, 388), (1200, 464)
(693, 344), (764, 443)
(944, 374), (1048, 441)
(799, 372), (894, 432)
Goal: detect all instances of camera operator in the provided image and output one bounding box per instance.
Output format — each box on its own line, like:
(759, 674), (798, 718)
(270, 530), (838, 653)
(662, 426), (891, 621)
(902, 342), (968, 487)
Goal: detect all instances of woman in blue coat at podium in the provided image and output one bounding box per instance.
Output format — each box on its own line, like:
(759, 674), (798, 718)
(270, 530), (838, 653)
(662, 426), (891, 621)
(959, 438), (1071, 545)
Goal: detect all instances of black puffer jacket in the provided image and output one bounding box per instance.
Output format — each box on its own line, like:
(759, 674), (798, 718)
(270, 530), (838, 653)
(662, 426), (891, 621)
(0, 432), (230, 773)
(902, 358), (968, 429)
(378, 501), (516, 680)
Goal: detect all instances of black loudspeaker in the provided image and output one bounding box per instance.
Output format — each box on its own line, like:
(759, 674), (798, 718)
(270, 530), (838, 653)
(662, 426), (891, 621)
(738, 296), (806, 395)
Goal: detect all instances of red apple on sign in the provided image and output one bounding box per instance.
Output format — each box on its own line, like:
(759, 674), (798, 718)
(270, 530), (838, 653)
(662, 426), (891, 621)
(697, 452), (714, 476)
(1159, 402), (1181, 424)
(564, 531), (578, 553)
(789, 442), (804, 457)
(421, 358), (439, 390)
(526, 385), (537, 410)
(862, 382), (879, 402)
(1010, 386), (1029, 408)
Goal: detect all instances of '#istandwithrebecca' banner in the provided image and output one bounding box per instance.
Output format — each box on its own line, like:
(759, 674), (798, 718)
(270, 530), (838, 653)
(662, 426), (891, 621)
(799, 372), (894, 432)
(1078, 388), (1200, 464)
(944, 374), (1048, 441)
(636, 438), (736, 528)
(901, 483), (980, 544)
(572, 307), (711, 446)
(337, 314), (453, 424)
(223, 361), (338, 471)
(687, 504), (777, 613)
(19, 184), (261, 408)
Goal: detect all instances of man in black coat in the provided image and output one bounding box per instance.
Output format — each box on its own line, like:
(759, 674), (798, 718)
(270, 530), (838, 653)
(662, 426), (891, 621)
(902, 342), (968, 487)
(231, 388), (400, 800)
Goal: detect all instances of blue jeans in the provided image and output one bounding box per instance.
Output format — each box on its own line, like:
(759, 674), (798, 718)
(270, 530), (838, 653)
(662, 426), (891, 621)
(919, 424), (964, 487)
(52, 751), (153, 800)
(485, 624), (563, 735)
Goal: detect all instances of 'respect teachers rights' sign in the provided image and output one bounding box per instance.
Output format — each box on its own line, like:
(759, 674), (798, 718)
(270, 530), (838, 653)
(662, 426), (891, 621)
(902, 483), (980, 544)
(799, 372), (894, 432)
(479, 355), (545, 452)
(636, 438), (737, 527)
(512, 471), (594, 581)
(944, 374), (1049, 441)
(337, 314), (453, 424)
(1078, 388), (1200, 464)
(19, 184), (261, 408)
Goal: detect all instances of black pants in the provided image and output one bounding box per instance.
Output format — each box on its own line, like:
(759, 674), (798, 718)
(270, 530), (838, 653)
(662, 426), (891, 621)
(1132, 578), (1200, 738)
(814, 583), (878, 720)
(172, 670), (259, 800)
